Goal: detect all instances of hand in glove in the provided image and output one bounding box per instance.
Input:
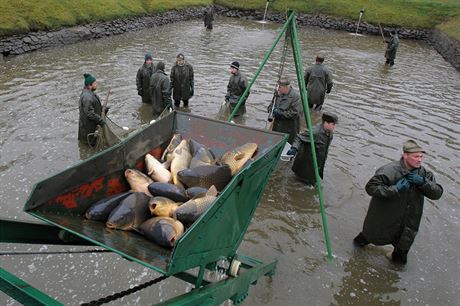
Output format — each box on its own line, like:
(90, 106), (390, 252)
(406, 171), (425, 186)
(225, 95), (230, 103)
(138, 90), (142, 96)
(273, 108), (283, 119)
(395, 177), (411, 192)
(104, 106), (110, 115)
(286, 147), (298, 156)
(190, 87), (194, 97)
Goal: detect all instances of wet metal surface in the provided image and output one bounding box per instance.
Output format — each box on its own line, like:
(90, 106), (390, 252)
(1, 17), (459, 305)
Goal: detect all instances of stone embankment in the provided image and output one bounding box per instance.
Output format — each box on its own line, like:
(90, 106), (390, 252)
(0, 6), (458, 70)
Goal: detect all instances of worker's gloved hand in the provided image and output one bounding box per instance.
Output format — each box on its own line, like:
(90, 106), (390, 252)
(273, 108), (283, 119)
(104, 106), (110, 115)
(225, 95), (230, 103)
(138, 90), (142, 96)
(190, 87), (194, 97)
(395, 177), (410, 192)
(99, 119), (105, 127)
(406, 171), (425, 186)
(286, 147), (298, 156)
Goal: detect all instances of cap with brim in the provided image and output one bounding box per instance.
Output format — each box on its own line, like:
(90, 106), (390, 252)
(322, 112), (338, 124)
(176, 53), (185, 60)
(277, 76), (290, 86)
(403, 140), (425, 153)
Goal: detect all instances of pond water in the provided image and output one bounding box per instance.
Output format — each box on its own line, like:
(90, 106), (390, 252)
(1, 16), (459, 305)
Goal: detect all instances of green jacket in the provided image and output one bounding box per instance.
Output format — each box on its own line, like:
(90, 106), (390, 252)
(362, 159), (443, 251)
(291, 123), (333, 184)
(136, 63), (154, 104)
(170, 62), (194, 101)
(150, 70), (172, 116)
(78, 88), (104, 144)
(304, 63), (333, 107)
(267, 87), (302, 144)
(385, 34), (400, 61)
(226, 71), (249, 116)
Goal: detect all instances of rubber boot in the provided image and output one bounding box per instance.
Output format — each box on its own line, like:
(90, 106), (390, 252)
(353, 232), (369, 247)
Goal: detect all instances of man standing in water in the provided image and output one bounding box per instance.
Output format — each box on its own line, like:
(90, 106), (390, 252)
(203, 7), (214, 30)
(136, 53), (154, 104)
(385, 30), (400, 66)
(267, 76), (302, 144)
(150, 61), (172, 118)
(286, 113), (338, 185)
(170, 53), (194, 108)
(353, 140), (443, 264)
(225, 61), (249, 116)
(78, 73), (105, 146)
(304, 54), (333, 111)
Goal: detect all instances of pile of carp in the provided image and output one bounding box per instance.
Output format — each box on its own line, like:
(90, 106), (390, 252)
(85, 133), (258, 249)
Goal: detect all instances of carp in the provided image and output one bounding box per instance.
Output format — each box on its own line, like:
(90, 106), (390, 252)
(220, 143), (258, 175)
(138, 217), (184, 248)
(185, 186), (208, 199)
(174, 185), (218, 224)
(190, 147), (215, 168)
(147, 182), (189, 202)
(170, 139), (192, 187)
(85, 191), (132, 221)
(149, 196), (180, 217)
(125, 169), (153, 196)
(106, 192), (151, 230)
(177, 164), (232, 191)
(145, 153), (172, 183)
(161, 133), (183, 162)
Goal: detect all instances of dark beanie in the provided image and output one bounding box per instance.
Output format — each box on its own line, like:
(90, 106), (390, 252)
(156, 61), (165, 71)
(145, 53), (153, 61)
(176, 53), (185, 60)
(230, 61), (240, 69)
(84, 73), (96, 86)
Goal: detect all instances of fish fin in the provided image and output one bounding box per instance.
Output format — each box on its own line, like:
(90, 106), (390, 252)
(207, 185), (218, 197)
(234, 152), (245, 161)
(162, 159), (172, 169)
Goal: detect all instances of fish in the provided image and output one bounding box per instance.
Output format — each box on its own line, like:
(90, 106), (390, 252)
(189, 147), (215, 168)
(174, 185), (218, 224)
(220, 143), (258, 175)
(145, 153), (172, 183)
(170, 139), (192, 187)
(85, 191), (132, 221)
(185, 186), (208, 199)
(177, 164), (232, 191)
(189, 139), (206, 155)
(147, 182), (189, 202)
(138, 217), (184, 248)
(149, 196), (180, 217)
(161, 133), (183, 162)
(106, 192), (151, 230)
(125, 169), (153, 196)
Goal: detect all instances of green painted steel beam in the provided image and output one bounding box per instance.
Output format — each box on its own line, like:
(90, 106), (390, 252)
(227, 11), (295, 122)
(0, 267), (64, 306)
(288, 11), (333, 261)
(155, 256), (277, 306)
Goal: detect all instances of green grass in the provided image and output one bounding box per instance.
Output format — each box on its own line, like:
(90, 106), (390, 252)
(216, 0), (460, 39)
(0, 0), (212, 36)
(0, 0), (459, 41)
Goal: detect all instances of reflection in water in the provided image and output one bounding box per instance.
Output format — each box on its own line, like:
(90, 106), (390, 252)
(1, 17), (459, 306)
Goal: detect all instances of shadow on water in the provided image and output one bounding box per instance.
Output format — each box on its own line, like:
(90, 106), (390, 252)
(1, 17), (459, 306)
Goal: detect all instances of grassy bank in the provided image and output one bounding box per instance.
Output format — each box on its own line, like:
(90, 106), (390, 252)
(0, 0), (212, 37)
(0, 0), (459, 41)
(217, 0), (460, 40)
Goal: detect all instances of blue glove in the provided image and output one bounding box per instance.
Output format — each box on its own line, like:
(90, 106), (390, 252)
(406, 171), (425, 186)
(273, 108), (283, 119)
(395, 178), (410, 192)
(286, 147), (298, 156)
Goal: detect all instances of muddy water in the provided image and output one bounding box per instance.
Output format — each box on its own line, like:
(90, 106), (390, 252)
(1, 17), (459, 305)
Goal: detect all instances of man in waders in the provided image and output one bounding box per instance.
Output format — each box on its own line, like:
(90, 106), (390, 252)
(150, 61), (172, 118)
(78, 73), (105, 146)
(136, 53), (155, 104)
(353, 140), (443, 264)
(304, 54), (333, 111)
(267, 76), (302, 144)
(203, 7), (214, 30)
(225, 61), (249, 116)
(170, 53), (194, 108)
(286, 112), (338, 185)
(385, 30), (400, 66)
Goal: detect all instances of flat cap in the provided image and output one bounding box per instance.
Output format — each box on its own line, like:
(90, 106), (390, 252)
(277, 76), (290, 86)
(403, 140), (425, 153)
(322, 112), (338, 124)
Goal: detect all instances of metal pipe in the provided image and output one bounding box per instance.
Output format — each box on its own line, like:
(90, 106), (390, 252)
(288, 11), (333, 262)
(226, 11), (296, 122)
